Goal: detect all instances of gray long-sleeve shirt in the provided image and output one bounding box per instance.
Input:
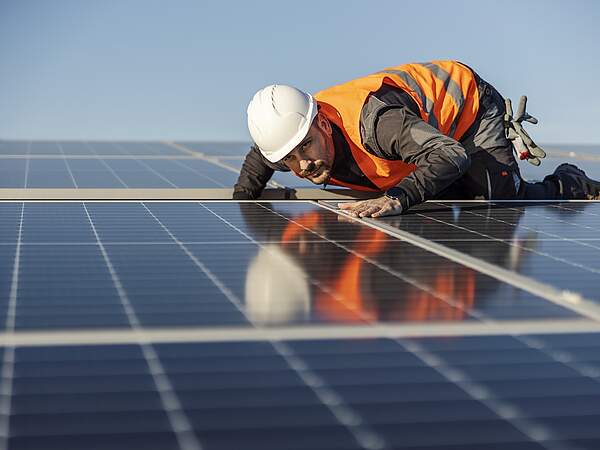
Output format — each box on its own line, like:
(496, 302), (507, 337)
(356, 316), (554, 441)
(233, 84), (473, 210)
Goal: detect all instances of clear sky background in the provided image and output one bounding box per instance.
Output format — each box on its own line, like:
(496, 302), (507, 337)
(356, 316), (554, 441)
(1, 0), (599, 144)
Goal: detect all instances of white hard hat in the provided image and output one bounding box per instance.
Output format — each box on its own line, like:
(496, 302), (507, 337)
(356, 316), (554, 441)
(245, 245), (311, 325)
(247, 84), (317, 163)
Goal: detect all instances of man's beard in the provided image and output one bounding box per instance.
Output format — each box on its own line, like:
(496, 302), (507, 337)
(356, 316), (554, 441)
(301, 160), (330, 185)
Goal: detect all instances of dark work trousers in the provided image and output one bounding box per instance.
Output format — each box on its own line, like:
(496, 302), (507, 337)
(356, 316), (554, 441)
(437, 76), (562, 200)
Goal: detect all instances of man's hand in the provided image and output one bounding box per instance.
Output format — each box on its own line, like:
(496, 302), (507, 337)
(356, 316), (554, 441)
(337, 196), (403, 218)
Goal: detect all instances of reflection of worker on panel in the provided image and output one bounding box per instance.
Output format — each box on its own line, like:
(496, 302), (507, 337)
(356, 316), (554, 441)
(235, 61), (600, 216)
(240, 204), (532, 326)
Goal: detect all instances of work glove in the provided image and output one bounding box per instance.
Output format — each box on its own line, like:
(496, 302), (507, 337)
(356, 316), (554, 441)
(504, 96), (546, 166)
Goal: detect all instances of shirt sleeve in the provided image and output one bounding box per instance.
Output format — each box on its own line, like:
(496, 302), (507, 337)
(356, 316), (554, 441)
(233, 145), (287, 199)
(367, 100), (471, 210)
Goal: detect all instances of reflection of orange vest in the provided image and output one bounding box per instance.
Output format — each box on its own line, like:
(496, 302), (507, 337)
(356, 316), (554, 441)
(315, 227), (387, 322)
(280, 211), (476, 323)
(314, 60), (480, 191)
(391, 268), (476, 322)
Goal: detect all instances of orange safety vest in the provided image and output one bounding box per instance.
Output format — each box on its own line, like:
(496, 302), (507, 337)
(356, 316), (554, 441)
(314, 60), (480, 191)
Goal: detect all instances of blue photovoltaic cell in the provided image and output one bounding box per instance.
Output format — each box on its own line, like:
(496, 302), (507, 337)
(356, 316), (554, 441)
(175, 141), (252, 156)
(0, 157), (241, 188)
(0, 140), (246, 188)
(5, 333), (600, 449)
(0, 201), (582, 331)
(373, 201), (600, 303)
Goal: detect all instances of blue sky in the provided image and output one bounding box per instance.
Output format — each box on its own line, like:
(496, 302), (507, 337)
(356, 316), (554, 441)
(1, 0), (599, 143)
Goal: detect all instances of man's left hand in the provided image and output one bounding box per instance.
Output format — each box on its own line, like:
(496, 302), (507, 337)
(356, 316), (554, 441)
(337, 196), (403, 218)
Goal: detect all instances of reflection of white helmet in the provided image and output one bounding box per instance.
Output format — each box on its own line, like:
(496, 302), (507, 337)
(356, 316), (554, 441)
(245, 245), (311, 325)
(247, 84), (317, 163)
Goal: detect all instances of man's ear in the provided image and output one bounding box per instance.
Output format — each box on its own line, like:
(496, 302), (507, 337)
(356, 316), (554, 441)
(315, 112), (332, 136)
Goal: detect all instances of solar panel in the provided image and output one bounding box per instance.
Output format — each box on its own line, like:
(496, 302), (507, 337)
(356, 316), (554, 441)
(0, 201), (584, 331)
(0, 141), (243, 189)
(366, 201), (600, 303)
(4, 333), (600, 450)
(1, 141), (600, 449)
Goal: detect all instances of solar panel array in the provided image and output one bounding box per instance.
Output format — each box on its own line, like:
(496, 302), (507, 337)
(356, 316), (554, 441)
(0, 140), (600, 449)
(0, 141), (316, 189)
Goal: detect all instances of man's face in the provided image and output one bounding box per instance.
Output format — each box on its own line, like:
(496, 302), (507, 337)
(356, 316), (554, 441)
(280, 113), (335, 185)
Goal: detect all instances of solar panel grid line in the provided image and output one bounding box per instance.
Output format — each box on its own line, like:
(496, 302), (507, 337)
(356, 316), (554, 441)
(451, 203), (600, 275)
(96, 159), (130, 188)
(0, 319), (599, 348)
(61, 147), (79, 189)
(169, 159), (229, 188)
(199, 204), (585, 449)
(110, 143), (180, 188)
(135, 159), (180, 188)
(516, 334), (600, 381)
(23, 154), (29, 189)
(423, 203), (600, 299)
(434, 323), (600, 443)
(83, 142), (130, 188)
(122, 141), (241, 189)
(142, 202), (391, 450)
(512, 206), (600, 233)
(257, 202), (487, 321)
(318, 201), (600, 322)
(396, 340), (563, 448)
(164, 141), (287, 190)
(0, 203), (24, 449)
(81, 203), (202, 450)
(550, 203), (600, 216)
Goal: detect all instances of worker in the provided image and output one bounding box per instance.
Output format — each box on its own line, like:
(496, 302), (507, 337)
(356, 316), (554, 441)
(233, 60), (600, 217)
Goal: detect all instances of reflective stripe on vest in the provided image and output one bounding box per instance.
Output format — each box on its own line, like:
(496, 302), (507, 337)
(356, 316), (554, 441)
(314, 61), (479, 191)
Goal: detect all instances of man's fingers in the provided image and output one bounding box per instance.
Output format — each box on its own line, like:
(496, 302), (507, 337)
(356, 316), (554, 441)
(359, 206), (380, 217)
(352, 204), (374, 217)
(370, 208), (389, 218)
(338, 198), (403, 218)
(505, 98), (513, 118)
(529, 146), (546, 159)
(338, 201), (363, 210)
(516, 95), (528, 121)
(372, 205), (402, 218)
